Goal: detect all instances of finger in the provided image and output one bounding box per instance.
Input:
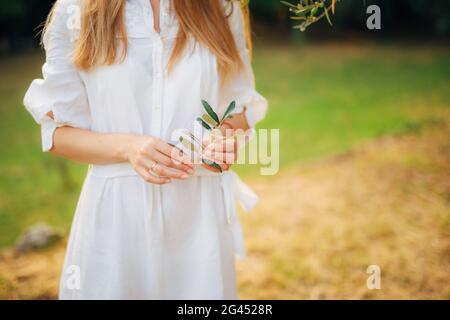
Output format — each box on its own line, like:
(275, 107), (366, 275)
(206, 138), (237, 153)
(151, 163), (191, 180)
(138, 157), (190, 180)
(203, 150), (237, 165)
(149, 148), (194, 174)
(135, 165), (171, 185)
(201, 162), (231, 173)
(201, 163), (221, 173)
(154, 139), (194, 166)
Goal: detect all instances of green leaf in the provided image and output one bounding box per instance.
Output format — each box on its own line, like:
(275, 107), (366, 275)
(323, 4), (333, 26)
(221, 101), (236, 122)
(168, 143), (183, 153)
(187, 132), (201, 145)
(196, 117), (212, 130)
(202, 159), (223, 173)
(201, 100), (220, 124)
(179, 136), (197, 153)
(280, 1), (297, 9)
(202, 113), (219, 127)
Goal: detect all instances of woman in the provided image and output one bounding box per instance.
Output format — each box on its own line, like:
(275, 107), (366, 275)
(24, 0), (267, 299)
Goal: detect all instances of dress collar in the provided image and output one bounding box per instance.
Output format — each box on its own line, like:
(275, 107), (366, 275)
(126, 0), (173, 38)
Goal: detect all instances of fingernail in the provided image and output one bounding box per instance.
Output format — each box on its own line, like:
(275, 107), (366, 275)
(187, 169), (194, 175)
(181, 174), (190, 179)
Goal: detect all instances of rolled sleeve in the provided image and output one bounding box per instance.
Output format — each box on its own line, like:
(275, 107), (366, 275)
(23, 0), (90, 152)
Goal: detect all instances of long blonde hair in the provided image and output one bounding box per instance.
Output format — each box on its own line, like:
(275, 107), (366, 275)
(43, 0), (252, 81)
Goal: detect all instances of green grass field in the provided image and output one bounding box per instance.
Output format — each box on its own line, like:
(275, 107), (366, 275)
(0, 42), (449, 248)
(250, 43), (450, 171)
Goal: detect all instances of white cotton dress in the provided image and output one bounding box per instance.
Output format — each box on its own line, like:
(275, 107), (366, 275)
(23, 0), (267, 300)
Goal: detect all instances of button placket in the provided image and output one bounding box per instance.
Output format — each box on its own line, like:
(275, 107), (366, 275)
(140, 0), (167, 138)
(137, 0), (152, 30)
(151, 37), (164, 137)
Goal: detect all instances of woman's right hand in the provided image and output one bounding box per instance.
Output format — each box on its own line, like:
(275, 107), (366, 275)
(126, 135), (195, 185)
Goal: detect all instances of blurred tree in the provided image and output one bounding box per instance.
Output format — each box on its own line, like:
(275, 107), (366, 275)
(0, 0), (448, 54)
(0, 0), (26, 51)
(0, 0), (54, 52)
(281, 0), (338, 32)
(250, 0), (291, 30)
(252, 0), (450, 38)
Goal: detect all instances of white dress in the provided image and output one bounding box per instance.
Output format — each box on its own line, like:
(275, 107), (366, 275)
(23, 0), (267, 299)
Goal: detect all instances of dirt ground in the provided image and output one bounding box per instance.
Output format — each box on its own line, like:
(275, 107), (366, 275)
(1, 123), (449, 300)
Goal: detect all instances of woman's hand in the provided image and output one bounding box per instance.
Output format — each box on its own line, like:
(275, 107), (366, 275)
(201, 127), (238, 173)
(201, 109), (251, 173)
(127, 135), (195, 184)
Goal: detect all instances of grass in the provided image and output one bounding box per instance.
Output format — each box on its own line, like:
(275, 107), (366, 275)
(235, 123), (450, 299)
(0, 42), (449, 251)
(0, 53), (86, 248)
(1, 120), (449, 299)
(239, 42), (450, 175)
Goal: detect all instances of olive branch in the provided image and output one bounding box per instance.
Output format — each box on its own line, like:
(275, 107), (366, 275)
(178, 100), (237, 173)
(281, 0), (340, 31)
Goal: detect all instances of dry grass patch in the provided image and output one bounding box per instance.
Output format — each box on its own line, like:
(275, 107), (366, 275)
(237, 123), (450, 299)
(0, 124), (449, 299)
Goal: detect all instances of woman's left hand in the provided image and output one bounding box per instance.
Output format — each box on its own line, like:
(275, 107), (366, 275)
(201, 129), (238, 173)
